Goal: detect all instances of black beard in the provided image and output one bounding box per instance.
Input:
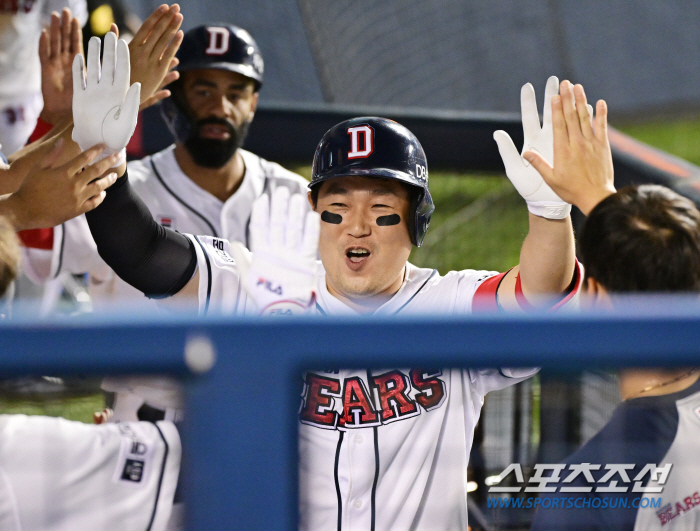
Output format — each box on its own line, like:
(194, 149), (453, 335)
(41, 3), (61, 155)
(184, 118), (250, 169)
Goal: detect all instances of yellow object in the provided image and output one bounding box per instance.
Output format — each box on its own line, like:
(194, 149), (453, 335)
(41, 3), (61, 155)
(90, 4), (115, 36)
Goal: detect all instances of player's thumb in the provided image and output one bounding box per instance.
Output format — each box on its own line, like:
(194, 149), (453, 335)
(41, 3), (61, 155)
(523, 151), (554, 182)
(106, 82), (141, 149)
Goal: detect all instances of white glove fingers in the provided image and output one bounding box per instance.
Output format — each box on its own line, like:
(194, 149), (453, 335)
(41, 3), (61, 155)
(268, 186), (290, 249)
(249, 193), (270, 252)
(102, 32), (117, 84)
(86, 36), (102, 86)
(494, 130), (525, 173)
(114, 38), (130, 89)
(494, 130), (540, 198)
(72, 53), (85, 94)
(286, 193), (305, 250)
(520, 83), (540, 145)
(301, 210), (320, 259)
(542, 76), (560, 129)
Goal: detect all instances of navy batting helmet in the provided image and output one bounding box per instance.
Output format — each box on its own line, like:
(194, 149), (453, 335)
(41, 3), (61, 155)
(310, 117), (434, 247)
(160, 24), (264, 143)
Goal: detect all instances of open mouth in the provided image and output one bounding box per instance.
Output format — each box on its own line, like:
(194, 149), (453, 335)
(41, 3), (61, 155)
(346, 247), (371, 264)
(199, 123), (232, 140)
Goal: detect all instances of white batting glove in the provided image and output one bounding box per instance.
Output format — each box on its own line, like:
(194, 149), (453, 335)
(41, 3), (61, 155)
(72, 32), (141, 168)
(229, 187), (320, 316)
(493, 76), (571, 219)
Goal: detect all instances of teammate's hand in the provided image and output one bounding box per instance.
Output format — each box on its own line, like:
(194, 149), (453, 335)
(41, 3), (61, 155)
(127, 4), (183, 110)
(523, 80), (615, 216)
(494, 76), (571, 219)
(39, 8), (83, 125)
(230, 187), (320, 316)
(3, 140), (120, 230)
(72, 32), (141, 167)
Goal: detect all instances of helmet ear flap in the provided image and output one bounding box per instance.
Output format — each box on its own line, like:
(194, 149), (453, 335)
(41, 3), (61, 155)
(411, 188), (435, 247)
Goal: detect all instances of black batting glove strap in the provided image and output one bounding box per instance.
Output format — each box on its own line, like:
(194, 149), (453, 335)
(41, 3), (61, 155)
(86, 169), (197, 299)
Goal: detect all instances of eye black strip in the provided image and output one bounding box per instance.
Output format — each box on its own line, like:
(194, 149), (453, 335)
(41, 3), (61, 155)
(322, 211), (343, 224)
(376, 214), (400, 226)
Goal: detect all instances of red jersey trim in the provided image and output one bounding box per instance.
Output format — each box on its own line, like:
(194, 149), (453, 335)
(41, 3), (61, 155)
(18, 228), (54, 250)
(472, 270), (510, 312)
(515, 259), (583, 312)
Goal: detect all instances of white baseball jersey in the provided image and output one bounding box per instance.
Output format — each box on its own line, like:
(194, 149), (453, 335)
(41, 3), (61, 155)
(21, 145), (308, 416)
(0, 415), (180, 531)
(185, 235), (583, 530)
(531, 377), (700, 531)
(0, 0), (87, 153)
(22, 145), (309, 305)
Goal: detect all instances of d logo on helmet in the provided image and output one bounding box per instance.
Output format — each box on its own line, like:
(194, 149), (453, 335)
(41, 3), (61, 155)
(205, 27), (230, 55)
(347, 125), (374, 159)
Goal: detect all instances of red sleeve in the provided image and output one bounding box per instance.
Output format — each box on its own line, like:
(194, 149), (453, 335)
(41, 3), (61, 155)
(18, 228), (54, 250)
(515, 259), (583, 311)
(28, 117), (53, 143)
(472, 271), (509, 312)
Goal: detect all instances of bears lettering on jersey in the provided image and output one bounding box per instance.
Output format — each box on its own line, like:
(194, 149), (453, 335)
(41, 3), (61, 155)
(411, 369), (447, 411)
(371, 370), (420, 423)
(338, 377), (380, 428)
(299, 373), (342, 429)
(299, 369), (446, 430)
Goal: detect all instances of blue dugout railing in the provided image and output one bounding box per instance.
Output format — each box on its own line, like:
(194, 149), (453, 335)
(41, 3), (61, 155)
(1, 297), (699, 529)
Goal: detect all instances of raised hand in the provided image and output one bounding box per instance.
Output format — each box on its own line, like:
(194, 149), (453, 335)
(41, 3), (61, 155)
(39, 8), (83, 125)
(127, 4), (183, 110)
(2, 140), (121, 230)
(523, 80), (615, 216)
(494, 76), (571, 220)
(72, 32), (141, 167)
(230, 187), (320, 316)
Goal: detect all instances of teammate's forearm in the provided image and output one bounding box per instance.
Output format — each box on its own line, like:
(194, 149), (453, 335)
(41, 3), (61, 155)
(85, 169), (197, 298)
(518, 213), (576, 298)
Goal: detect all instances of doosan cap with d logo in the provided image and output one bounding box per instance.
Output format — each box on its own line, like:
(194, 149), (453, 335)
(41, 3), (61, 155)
(160, 24), (264, 143)
(310, 117), (435, 247)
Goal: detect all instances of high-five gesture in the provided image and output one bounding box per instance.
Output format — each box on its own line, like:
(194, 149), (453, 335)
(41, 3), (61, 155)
(72, 32), (141, 167)
(127, 4), (183, 110)
(494, 76), (571, 220)
(39, 8), (83, 125)
(523, 80), (615, 216)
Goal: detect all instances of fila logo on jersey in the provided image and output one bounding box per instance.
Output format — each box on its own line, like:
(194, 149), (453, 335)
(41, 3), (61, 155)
(299, 369), (446, 429)
(205, 27), (230, 55)
(347, 125), (374, 159)
(257, 278), (282, 295)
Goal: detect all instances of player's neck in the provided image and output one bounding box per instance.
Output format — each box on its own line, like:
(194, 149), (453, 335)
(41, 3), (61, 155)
(174, 144), (245, 202)
(618, 368), (699, 400)
(326, 267), (406, 314)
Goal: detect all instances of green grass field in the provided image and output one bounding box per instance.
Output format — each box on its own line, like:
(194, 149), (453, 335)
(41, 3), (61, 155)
(6, 117), (700, 423)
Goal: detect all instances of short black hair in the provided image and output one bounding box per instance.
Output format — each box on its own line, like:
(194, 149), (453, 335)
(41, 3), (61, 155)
(580, 185), (700, 292)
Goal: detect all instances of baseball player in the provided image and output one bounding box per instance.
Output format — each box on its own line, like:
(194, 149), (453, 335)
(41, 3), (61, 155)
(524, 80), (700, 531)
(0, 0), (87, 154)
(82, 52), (582, 528)
(21, 23), (308, 421)
(0, 214), (180, 531)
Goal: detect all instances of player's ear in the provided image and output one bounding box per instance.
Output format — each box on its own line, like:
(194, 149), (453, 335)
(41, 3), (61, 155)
(248, 91), (259, 119)
(307, 191), (316, 210)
